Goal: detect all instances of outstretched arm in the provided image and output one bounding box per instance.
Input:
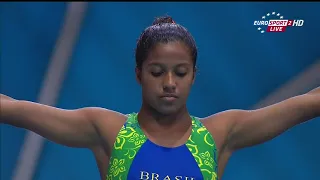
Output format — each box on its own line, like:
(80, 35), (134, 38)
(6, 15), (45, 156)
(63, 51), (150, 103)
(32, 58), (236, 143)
(0, 94), (119, 148)
(224, 87), (320, 151)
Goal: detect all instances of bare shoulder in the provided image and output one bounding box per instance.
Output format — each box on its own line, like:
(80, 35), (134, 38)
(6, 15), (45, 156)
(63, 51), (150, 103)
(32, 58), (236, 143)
(81, 107), (128, 146)
(82, 107), (127, 121)
(198, 110), (248, 152)
(199, 109), (247, 133)
(82, 107), (128, 130)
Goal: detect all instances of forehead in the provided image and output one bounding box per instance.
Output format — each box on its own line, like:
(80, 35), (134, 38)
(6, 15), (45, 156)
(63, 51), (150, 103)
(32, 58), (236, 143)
(146, 42), (192, 64)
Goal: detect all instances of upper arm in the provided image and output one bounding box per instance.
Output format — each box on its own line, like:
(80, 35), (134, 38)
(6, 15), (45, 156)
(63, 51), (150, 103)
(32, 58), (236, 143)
(2, 100), (117, 148)
(224, 94), (320, 151)
(91, 145), (109, 180)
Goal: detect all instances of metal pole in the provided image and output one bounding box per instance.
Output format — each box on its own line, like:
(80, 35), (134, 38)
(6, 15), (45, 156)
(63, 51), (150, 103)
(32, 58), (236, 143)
(253, 60), (320, 108)
(11, 2), (88, 180)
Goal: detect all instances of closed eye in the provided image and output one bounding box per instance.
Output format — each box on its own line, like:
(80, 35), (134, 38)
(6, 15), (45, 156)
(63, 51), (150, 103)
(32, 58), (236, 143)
(176, 72), (187, 77)
(151, 71), (164, 77)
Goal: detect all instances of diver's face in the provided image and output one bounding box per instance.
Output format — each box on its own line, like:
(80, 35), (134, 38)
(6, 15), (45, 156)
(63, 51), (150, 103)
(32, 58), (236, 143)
(137, 41), (195, 115)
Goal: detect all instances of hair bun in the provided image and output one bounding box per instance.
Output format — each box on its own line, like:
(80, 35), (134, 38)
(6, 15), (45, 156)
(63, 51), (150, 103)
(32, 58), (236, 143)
(152, 16), (175, 25)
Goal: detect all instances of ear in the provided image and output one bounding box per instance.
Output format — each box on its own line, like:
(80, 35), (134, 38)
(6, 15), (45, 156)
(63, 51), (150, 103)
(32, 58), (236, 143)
(192, 66), (197, 85)
(135, 67), (142, 85)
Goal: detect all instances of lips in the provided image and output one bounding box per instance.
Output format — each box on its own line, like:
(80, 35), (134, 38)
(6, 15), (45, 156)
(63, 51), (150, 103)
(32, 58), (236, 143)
(160, 94), (178, 98)
(160, 94), (178, 101)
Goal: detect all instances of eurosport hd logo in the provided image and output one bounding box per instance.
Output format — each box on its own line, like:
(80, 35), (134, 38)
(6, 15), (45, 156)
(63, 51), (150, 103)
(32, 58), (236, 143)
(253, 12), (304, 33)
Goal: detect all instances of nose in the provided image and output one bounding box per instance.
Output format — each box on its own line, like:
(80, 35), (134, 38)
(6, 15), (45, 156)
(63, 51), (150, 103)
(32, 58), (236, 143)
(163, 72), (176, 92)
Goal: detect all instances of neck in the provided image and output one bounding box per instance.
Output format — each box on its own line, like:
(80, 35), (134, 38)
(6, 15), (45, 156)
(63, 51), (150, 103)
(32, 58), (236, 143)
(137, 103), (192, 147)
(138, 103), (191, 127)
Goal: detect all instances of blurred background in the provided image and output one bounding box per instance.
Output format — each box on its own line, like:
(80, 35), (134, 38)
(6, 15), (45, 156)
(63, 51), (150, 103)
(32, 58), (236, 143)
(1, 2), (320, 180)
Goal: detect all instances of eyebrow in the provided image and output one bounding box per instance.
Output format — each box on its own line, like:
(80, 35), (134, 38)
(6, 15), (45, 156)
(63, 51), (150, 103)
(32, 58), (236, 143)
(147, 63), (163, 67)
(147, 62), (191, 67)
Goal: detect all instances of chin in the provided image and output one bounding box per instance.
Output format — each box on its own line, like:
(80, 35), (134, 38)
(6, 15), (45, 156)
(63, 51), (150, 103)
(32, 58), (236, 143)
(157, 106), (182, 116)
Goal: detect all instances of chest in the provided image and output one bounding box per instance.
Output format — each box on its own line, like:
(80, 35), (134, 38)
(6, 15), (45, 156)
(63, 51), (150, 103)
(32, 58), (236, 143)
(117, 140), (205, 179)
(107, 131), (218, 180)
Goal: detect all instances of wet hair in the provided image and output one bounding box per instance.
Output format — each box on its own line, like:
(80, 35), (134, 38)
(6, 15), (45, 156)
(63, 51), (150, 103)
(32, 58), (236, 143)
(135, 16), (198, 70)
